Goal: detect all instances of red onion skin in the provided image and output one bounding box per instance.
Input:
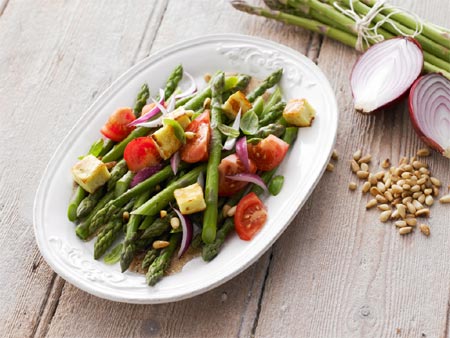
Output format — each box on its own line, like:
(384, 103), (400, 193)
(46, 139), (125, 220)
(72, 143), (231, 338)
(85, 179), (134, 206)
(408, 73), (448, 158)
(351, 37), (423, 114)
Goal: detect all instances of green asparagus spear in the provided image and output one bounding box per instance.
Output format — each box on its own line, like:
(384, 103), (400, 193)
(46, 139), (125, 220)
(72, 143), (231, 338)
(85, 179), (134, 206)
(202, 72), (225, 244)
(252, 123), (286, 139)
(141, 249), (159, 270)
(134, 84), (150, 117)
(67, 185), (87, 222)
(138, 215), (156, 230)
(132, 165), (207, 216)
(107, 159), (128, 191)
(120, 191), (151, 272)
(246, 69), (283, 102)
(114, 171), (134, 198)
(164, 64), (183, 99)
(89, 164), (181, 234)
(146, 233), (181, 286)
(98, 139), (115, 157)
(202, 127), (299, 261)
(263, 86), (282, 114)
(76, 186), (106, 218)
(251, 96), (265, 117)
(258, 101), (286, 126)
(140, 212), (174, 239)
(75, 190), (116, 240)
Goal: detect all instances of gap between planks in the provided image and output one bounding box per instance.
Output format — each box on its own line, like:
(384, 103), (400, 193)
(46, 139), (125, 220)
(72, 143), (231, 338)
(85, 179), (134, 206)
(0, 0), (10, 17)
(248, 32), (324, 337)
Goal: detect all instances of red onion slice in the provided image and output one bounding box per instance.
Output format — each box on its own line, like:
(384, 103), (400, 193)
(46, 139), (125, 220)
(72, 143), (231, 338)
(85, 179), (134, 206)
(236, 137), (250, 172)
(226, 173), (268, 193)
(129, 89), (166, 126)
(351, 37), (423, 114)
(223, 109), (242, 151)
(175, 72), (197, 99)
(409, 73), (450, 158)
(170, 151), (180, 175)
(130, 164), (163, 188)
(173, 208), (193, 258)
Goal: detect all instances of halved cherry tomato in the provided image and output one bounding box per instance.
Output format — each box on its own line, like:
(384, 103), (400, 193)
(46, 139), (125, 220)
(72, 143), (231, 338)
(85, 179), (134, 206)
(180, 111), (211, 163)
(101, 107), (136, 142)
(247, 134), (289, 171)
(218, 154), (257, 196)
(124, 137), (161, 172)
(234, 192), (267, 241)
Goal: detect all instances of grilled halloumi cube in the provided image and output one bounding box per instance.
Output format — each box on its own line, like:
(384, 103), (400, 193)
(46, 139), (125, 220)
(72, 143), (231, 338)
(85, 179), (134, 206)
(167, 107), (193, 129)
(283, 98), (316, 127)
(151, 125), (182, 160)
(71, 155), (110, 193)
(222, 91), (252, 120)
(173, 183), (206, 215)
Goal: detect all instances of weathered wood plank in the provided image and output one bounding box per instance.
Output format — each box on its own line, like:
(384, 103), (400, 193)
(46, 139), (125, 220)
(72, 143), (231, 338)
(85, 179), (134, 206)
(253, 1), (450, 338)
(42, 1), (316, 338)
(0, 1), (167, 337)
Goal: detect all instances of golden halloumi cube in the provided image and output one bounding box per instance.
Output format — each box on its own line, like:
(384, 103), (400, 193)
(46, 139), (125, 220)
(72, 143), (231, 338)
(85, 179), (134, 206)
(222, 91), (252, 120)
(283, 98), (316, 127)
(167, 107), (193, 129)
(151, 125), (182, 160)
(173, 183), (206, 215)
(71, 155), (110, 193)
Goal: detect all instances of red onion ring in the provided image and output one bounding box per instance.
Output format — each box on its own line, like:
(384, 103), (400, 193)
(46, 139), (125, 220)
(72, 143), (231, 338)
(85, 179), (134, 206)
(175, 72), (197, 99)
(409, 73), (450, 158)
(173, 208), (193, 258)
(226, 173), (268, 193)
(129, 89), (166, 126)
(170, 152), (180, 175)
(351, 37), (423, 114)
(130, 164), (163, 188)
(236, 137), (250, 172)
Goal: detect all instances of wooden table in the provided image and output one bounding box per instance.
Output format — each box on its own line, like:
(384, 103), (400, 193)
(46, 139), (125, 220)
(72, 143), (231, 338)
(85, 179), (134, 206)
(1, 1), (449, 337)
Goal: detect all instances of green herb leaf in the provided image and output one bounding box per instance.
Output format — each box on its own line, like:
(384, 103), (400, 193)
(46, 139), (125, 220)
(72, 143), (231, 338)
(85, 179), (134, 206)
(246, 137), (263, 145)
(269, 175), (284, 196)
(240, 111), (259, 135)
(163, 118), (186, 144)
(103, 243), (123, 265)
(78, 138), (104, 159)
(218, 123), (240, 138)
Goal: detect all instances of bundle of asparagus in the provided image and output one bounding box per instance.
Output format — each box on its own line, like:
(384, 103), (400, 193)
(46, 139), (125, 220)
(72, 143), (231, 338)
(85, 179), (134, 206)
(231, 0), (450, 78)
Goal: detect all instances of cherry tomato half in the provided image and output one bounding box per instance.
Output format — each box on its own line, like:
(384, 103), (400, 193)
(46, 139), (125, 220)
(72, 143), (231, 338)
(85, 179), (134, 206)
(234, 192), (268, 241)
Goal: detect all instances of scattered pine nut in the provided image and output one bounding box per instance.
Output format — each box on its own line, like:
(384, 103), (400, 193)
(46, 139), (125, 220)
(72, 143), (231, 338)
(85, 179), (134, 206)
(360, 163), (369, 172)
(331, 149), (339, 160)
(378, 204), (390, 211)
(395, 220), (407, 227)
(430, 177), (441, 187)
(368, 174), (377, 185)
(399, 227), (412, 235)
(170, 217), (180, 229)
(381, 158), (390, 169)
(391, 210), (400, 219)
(366, 199), (378, 209)
(122, 211), (130, 222)
(357, 171), (369, 179)
(415, 208), (430, 217)
(203, 97), (211, 109)
(326, 163), (335, 172)
(105, 161), (117, 169)
(370, 187), (380, 196)
(425, 195), (434, 206)
(358, 155), (372, 164)
(433, 187), (440, 197)
(362, 182), (371, 193)
(204, 73), (212, 83)
(351, 160), (360, 173)
(417, 148), (430, 157)
(227, 206), (237, 217)
(153, 240), (170, 249)
(379, 210), (392, 222)
(160, 210), (167, 218)
(185, 131), (197, 139)
(419, 224), (430, 236)
(222, 204), (231, 217)
(440, 194), (450, 203)
(406, 202), (416, 214)
(349, 182), (357, 190)
(396, 204), (406, 219)
(353, 149), (362, 161)
(405, 217), (417, 226)
(376, 194), (388, 204)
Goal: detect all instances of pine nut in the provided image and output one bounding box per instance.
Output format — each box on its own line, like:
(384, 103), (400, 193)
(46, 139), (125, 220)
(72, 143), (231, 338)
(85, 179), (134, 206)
(430, 177), (441, 187)
(417, 148), (430, 157)
(424, 188), (433, 195)
(402, 196), (412, 204)
(405, 217), (417, 226)
(326, 163), (335, 172)
(349, 182), (357, 190)
(366, 199), (378, 209)
(401, 172), (412, 179)
(185, 131), (196, 139)
(433, 187), (440, 197)
(395, 220), (407, 227)
(410, 185), (421, 192)
(384, 191), (394, 202)
(440, 194), (450, 203)
(412, 192), (422, 199)
(404, 164), (413, 172)
(406, 202), (416, 214)
(331, 149), (339, 160)
(170, 217), (180, 229)
(227, 206), (237, 217)
(362, 181), (371, 193)
(396, 204), (406, 219)
(402, 184), (411, 190)
(391, 210), (400, 219)
(153, 240), (170, 249)
(222, 204), (231, 217)
(415, 208), (430, 217)
(376, 194), (388, 204)
(419, 224), (430, 236)
(160, 210), (167, 218)
(412, 161), (424, 169)
(381, 158), (390, 168)
(353, 149), (362, 161)
(378, 204), (390, 211)
(357, 171), (369, 179)
(425, 195), (434, 206)
(391, 185), (403, 194)
(392, 198), (402, 206)
(413, 200), (424, 210)
(417, 177), (427, 185)
(399, 227), (412, 235)
(368, 174), (377, 185)
(359, 155), (372, 164)
(375, 171), (385, 180)
(379, 210), (392, 222)
(370, 187), (381, 196)
(377, 182), (386, 193)
(122, 211), (130, 222)
(360, 163), (369, 172)
(351, 160), (360, 173)
(418, 194), (426, 204)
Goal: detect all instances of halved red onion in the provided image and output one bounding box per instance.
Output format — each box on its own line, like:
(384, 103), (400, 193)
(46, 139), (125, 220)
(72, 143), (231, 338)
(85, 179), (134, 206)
(226, 173), (268, 193)
(351, 37), (423, 114)
(409, 73), (450, 158)
(173, 208), (193, 258)
(175, 72), (197, 99)
(170, 151), (180, 175)
(223, 109), (242, 150)
(130, 164), (163, 188)
(129, 89), (166, 126)
(236, 137), (250, 172)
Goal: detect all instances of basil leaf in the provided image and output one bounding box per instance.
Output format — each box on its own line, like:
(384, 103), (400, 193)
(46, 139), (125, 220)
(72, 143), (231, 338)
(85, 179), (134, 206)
(78, 138), (104, 159)
(240, 111), (259, 135)
(218, 123), (240, 138)
(104, 243), (123, 265)
(163, 118), (186, 144)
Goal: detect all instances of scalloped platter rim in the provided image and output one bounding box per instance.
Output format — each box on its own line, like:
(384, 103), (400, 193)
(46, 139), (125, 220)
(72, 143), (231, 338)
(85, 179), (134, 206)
(33, 34), (338, 304)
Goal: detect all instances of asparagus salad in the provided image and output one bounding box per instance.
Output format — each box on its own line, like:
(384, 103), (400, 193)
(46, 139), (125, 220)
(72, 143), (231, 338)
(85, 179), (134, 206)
(68, 65), (316, 286)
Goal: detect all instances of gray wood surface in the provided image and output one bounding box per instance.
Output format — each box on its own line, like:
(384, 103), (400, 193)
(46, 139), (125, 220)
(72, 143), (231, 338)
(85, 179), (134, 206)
(0, 0), (449, 337)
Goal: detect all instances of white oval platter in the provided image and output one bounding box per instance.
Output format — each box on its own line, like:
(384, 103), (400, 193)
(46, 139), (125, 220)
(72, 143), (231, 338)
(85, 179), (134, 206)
(34, 34), (338, 304)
